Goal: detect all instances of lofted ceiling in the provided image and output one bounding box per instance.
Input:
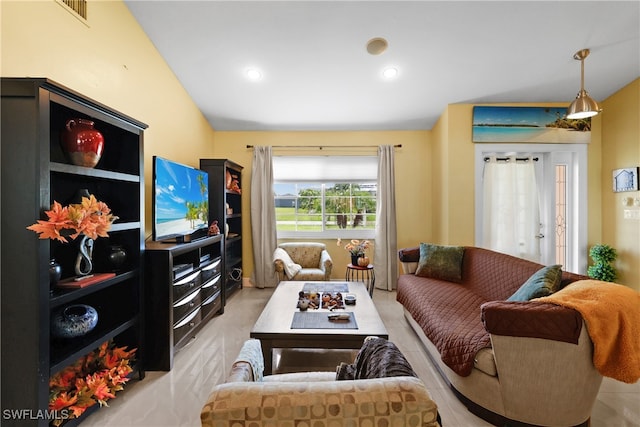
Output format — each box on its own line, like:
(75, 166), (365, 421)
(124, 1), (640, 131)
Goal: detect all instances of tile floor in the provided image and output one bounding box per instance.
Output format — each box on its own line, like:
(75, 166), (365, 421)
(83, 287), (639, 427)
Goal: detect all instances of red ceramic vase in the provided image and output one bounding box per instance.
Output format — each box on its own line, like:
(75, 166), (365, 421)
(60, 118), (104, 168)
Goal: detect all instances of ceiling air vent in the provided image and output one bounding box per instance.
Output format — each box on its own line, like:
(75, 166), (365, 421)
(58, 0), (87, 20)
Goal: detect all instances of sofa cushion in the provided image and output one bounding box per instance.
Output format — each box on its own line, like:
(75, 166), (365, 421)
(415, 243), (465, 283)
(507, 264), (563, 301)
(396, 273), (491, 376)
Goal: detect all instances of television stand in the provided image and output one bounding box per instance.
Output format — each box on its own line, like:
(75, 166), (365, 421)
(145, 235), (224, 370)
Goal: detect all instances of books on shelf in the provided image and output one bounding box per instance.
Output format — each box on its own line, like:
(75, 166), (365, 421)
(56, 273), (116, 289)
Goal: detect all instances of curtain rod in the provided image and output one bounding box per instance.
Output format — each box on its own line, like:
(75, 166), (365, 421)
(484, 156), (539, 162)
(246, 144), (401, 150)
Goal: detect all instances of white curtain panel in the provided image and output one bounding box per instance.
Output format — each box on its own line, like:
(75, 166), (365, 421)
(482, 156), (541, 262)
(250, 146), (279, 288)
(375, 145), (398, 290)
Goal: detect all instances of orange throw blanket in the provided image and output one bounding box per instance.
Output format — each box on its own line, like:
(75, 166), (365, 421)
(536, 280), (640, 383)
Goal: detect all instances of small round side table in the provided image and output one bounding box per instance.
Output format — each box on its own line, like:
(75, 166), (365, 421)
(345, 264), (375, 297)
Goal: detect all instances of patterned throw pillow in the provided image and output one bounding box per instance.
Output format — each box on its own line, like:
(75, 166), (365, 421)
(507, 264), (563, 301)
(415, 243), (465, 283)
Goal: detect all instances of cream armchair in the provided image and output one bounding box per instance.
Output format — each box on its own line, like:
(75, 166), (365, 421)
(201, 339), (441, 427)
(273, 242), (333, 281)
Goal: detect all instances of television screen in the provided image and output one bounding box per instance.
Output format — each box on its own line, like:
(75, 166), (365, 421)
(153, 156), (209, 242)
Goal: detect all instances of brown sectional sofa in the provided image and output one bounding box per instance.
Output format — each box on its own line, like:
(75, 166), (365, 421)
(396, 245), (603, 427)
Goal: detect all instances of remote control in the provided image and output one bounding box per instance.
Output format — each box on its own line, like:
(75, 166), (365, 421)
(328, 313), (351, 321)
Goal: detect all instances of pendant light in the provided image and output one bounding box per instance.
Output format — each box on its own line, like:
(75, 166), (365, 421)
(566, 49), (601, 119)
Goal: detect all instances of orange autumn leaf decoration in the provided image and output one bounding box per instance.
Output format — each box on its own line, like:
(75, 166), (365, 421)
(49, 392), (78, 411)
(27, 194), (117, 242)
(48, 340), (136, 425)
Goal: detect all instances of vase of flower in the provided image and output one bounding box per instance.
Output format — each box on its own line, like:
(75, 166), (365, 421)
(341, 239), (371, 266)
(51, 304), (99, 339)
(60, 118), (105, 168)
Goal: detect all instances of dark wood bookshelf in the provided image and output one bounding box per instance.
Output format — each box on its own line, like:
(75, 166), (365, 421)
(1, 78), (147, 426)
(199, 159), (244, 305)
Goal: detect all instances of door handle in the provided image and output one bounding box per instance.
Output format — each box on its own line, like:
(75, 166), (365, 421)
(535, 233), (545, 239)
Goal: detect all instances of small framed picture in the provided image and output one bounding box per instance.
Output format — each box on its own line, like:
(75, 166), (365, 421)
(612, 167), (639, 192)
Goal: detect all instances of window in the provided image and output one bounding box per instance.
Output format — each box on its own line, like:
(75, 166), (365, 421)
(273, 156), (377, 238)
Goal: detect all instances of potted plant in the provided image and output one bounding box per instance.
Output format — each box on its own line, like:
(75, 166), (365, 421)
(587, 244), (617, 282)
(338, 239), (371, 265)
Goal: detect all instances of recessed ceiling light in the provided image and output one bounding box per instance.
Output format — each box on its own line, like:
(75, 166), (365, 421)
(246, 68), (262, 81)
(382, 67), (398, 79)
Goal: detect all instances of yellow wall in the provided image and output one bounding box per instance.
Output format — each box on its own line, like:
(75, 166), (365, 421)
(433, 93), (638, 291)
(1, 0), (216, 239)
(600, 79), (640, 289)
(210, 131), (431, 281)
(441, 104), (477, 245)
(430, 108), (448, 243)
(3, 1), (637, 290)
(436, 102), (605, 245)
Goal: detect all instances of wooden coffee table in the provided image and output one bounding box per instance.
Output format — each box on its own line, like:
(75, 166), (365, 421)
(250, 281), (388, 374)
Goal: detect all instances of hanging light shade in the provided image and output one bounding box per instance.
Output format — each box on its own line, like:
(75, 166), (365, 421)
(567, 49), (601, 119)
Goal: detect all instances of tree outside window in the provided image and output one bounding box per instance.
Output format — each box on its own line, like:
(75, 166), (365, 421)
(274, 182), (376, 236)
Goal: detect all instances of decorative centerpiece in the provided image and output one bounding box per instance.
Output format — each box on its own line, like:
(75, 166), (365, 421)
(338, 239), (371, 266)
(27, 193), (118, 278)
(60, 118), (104, 168)
(297, 290), (344, 310)
(48, 340), (136, 425)
(51, 304), (99, 339)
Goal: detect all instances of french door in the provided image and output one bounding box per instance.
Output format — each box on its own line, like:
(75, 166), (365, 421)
(475, 144), (588, 274)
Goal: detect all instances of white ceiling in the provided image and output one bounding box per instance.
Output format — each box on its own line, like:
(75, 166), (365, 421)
(124, 1), (640, 131)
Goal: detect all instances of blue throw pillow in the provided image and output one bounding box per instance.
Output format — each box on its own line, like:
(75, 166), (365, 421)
(507, 265), (563, 301)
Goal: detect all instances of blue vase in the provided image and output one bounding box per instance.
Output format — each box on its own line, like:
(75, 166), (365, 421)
(51, 304), (98, 339)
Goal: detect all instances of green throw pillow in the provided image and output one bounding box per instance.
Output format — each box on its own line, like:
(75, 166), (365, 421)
(507, 264), (563, 301)
(415, 243), (465, 283)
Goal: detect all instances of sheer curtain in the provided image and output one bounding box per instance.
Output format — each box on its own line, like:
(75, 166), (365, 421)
(482, 156), (541, 262)
(374, 145), (397, 290)
(250, 146), (278, 288)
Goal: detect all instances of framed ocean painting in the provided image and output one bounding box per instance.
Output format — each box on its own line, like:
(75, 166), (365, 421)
(472, 106), (591, 144)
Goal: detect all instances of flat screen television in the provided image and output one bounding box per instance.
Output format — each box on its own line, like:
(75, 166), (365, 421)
(152, 156), (209, 243)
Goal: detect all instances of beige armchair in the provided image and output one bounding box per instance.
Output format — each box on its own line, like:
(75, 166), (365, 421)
(201, 339), (441, 427)
(273, 242), (333, 281)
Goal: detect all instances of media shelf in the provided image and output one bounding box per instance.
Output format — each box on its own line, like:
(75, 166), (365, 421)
(145, 235), (224, 371)
(1, 78), (147, 426)
(200, 159), (244, 305)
